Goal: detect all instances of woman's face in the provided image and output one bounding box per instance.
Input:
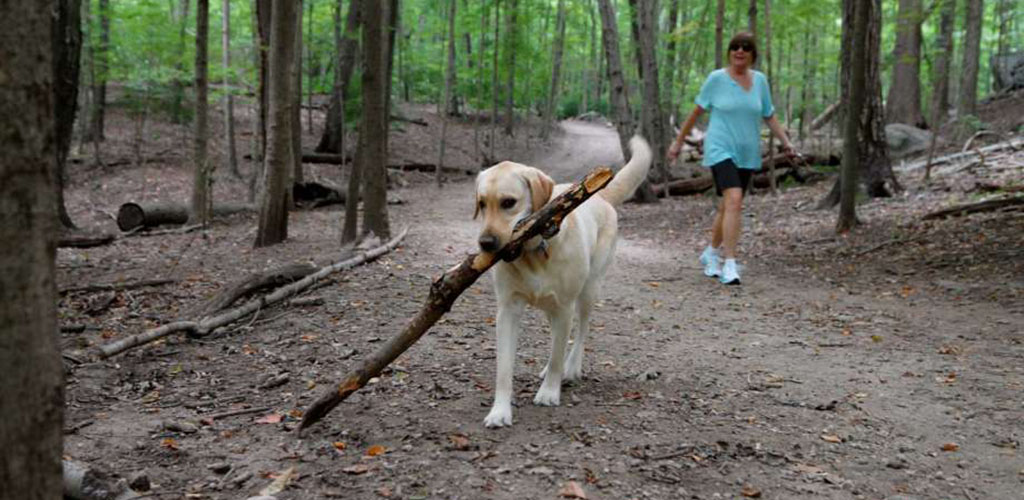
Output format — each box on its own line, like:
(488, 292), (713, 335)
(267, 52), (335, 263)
(729, 41), (754, 69)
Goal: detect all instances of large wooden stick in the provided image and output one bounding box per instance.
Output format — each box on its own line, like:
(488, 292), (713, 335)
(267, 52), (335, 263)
(922, 196), (1024, 220)
(90, 228), (408, 360)
(297, 167), (615, 433)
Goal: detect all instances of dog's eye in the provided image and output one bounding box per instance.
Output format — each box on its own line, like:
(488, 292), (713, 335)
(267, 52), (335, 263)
(500, 198), (516, 209)
(478, 200), (485, 210)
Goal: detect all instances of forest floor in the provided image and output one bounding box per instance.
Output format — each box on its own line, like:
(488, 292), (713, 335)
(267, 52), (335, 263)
(59, 96), (1023, 500)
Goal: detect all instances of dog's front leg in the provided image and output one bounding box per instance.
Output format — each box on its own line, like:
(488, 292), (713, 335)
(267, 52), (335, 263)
(484, 297), (524, 428)
(534, 308), (572, 406)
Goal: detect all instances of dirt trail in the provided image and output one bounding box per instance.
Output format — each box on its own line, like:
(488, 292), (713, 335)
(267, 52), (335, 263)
(60, 118), (1023, 500)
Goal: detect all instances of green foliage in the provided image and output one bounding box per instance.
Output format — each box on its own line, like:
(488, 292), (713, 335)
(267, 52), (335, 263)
(85, 0), (1007, 131)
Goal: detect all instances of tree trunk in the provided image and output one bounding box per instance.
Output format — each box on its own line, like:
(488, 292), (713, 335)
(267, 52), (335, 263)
(596, 0), (634, 167)
(663, 0), (680, 115)
(170, 0), (190, 125)
(53, 0), (82, 229)
(292, 0), (304, 187)
(191, 0), (212, 225)
(255, 0), (299, 247)
(885, 0), (926, 127)
(542, 0), (567, 140)
(633, 0), (668, 190)
(930, 0), (956, 122)
(503, 0), (518, 136)
(316, 0), (362, 153)
(957, 0), (984, 118)
(490, 0), (500, 158)
(821, 0), (898, 208)
(439, 0), (457, 187)
(359, 0), (392, 241)
(256, 0), (272, 162)
(748, 0), (758, 39)
(838, 0), (869, 232)
(715, 0), (725, 68)
(763, 0), (776, 194)
(222, 0), (240, 178)
(90, 0), (110, 139)
(0, 2), (64, 496)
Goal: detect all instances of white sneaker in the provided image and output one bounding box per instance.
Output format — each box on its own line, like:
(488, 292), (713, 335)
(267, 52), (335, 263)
(720, 259), (741, 285)
(699, 246), (721, 278)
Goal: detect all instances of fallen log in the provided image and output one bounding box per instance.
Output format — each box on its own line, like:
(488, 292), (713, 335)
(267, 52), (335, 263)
(922, 196), (1024, 220)
(810, 100), (840, 131)
(294, 180), (346, 208)
(297, 166), (615, 432)
(116, 202), (254, 232)
(194, 263), (319, 317)
(59, 232), (117, 248)
(301, 152), (475, 175)
(90, 228), (408, 360)
(63, 460), (140, 500)
(902, 137), (1023, 171)
(651, 176), (713, 197)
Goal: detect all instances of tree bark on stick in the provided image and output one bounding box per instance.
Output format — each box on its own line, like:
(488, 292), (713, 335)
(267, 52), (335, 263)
(91, 228), (408, 360)
(298, 167), (615, 432)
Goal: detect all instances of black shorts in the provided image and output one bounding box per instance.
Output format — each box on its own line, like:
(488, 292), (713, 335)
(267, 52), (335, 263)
(709, 159), (752, 196)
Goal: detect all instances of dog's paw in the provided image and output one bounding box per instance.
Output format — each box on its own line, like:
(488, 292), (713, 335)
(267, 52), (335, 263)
(483, 406), (513, 428)
(533, 385), (561, 406)
(563, 364), (583, 383)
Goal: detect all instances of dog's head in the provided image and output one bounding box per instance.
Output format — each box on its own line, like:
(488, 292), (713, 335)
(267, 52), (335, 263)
(474, 162), (554, 254)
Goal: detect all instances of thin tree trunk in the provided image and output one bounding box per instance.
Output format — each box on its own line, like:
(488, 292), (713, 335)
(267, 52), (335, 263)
(305, 0), (314, 134)
(885, 0), (925, 127)
(503, 0), (518, 137)
(715, 0), (725, 68)
(542, 0), (567, 140)
(90, 0), (110, 139)
(490, 0), (500, 159)
(957, 0), (984, 118)
(53, 0), (82, 229)
(474, 0), (487, 160)
(632, 0), (668, 190)
(764, 0), (776, 194)
(748, 0), (757, 40)
(255, 0), (299, 247)
(438, 0), (457, 186)
(316, 0), (362, 153)
(222, 0), (240, 178)
(170, 0), (190, 125)
(292, 0), (304, 186)
(0, 2), (64, 496)
(930, 0), (956, 122)
(359, 0), (391, 240)
(663, 0), (680, 115)
(191, 0), (212, 225)
(596, 0), (634, 162)
(838, 0), (869, 232)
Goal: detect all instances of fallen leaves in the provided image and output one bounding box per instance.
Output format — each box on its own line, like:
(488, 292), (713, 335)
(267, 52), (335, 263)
(936, 372), (958, 384)
(258, 466), (296, 496)
(254, 413), (283, 424)
(622, 391), (643, 400)
(161, 437), (179, 450)
(941, 443), (960, 452)
(740, 485), (762, 498)
(938, 345), (961, 355)
(342, 463), (371, 475)
(448, 434), (472, 451)
(559, 481), (587, 499)
(821, 434), (842, 444)
(332, 441), (347, 451)
(366, 444), (387, 457)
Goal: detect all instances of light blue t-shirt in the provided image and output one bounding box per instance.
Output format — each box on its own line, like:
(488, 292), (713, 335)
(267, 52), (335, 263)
(694, 69), (775, 170)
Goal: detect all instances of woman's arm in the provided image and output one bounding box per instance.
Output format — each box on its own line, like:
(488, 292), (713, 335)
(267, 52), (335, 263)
(764, 114), (796, 155)
(668, 106), (704, 160)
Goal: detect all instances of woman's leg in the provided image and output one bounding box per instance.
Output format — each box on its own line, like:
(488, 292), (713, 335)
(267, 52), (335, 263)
(719, 187), (744, 258)
(710, 197), (726, 248)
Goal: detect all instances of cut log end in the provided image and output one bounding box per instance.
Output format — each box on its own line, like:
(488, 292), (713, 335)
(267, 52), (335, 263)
(116, 203), (145, 232)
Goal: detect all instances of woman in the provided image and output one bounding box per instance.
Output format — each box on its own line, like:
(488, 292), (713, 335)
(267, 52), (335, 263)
(667, 32), (796, 285)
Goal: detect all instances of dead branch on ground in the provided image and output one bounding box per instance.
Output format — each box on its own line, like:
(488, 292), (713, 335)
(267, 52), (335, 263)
(60, 278), (176, 295)
(297, 167), (615, 433)
(89, 229), (407, 360)
(193, 263), (319, 317)
(922, 196), (1024, 220)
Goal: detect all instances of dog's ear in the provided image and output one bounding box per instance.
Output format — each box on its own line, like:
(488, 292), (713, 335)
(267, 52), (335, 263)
(524, 169), (554, 212)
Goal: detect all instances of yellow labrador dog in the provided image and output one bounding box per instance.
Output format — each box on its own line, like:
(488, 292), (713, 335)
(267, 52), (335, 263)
(474, 136), (652, 427)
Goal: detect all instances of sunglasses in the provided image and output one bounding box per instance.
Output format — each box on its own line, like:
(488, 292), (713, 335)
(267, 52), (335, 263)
(729, 42), (754, 52)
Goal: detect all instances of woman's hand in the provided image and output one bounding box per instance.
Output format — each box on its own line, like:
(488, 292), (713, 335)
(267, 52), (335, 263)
(667, 142), (682, 161)
(781, 142), (798, 158)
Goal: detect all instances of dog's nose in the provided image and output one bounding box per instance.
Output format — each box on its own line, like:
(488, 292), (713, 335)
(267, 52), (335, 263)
(478, 234), (499, 253)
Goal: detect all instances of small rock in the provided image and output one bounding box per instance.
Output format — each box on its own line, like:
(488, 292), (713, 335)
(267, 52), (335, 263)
(128, 471), (150, 492)
(207, 462), (231, 474)
(636, 369), (661, 382)
(162, 420), (199, 434)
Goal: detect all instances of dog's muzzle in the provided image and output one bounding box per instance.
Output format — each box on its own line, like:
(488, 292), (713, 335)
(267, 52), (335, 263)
(478, 234), (500, 253)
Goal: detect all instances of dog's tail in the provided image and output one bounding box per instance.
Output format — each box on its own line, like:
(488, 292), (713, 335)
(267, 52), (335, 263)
(599, 135), (653, 206)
